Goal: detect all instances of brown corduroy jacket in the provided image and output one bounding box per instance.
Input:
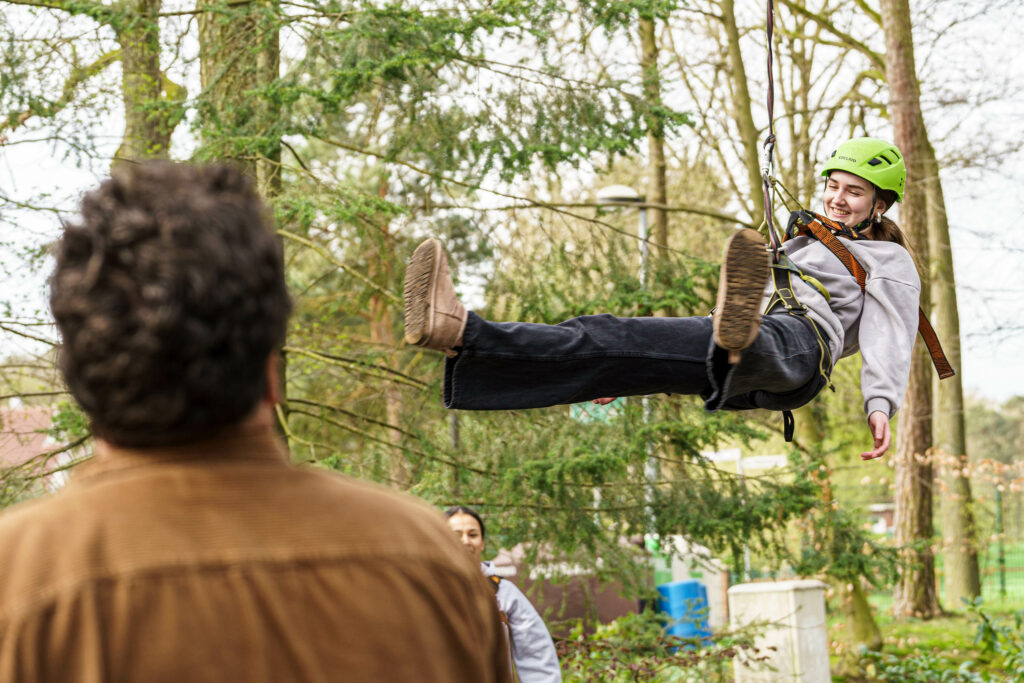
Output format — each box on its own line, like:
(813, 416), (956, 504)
(0, 425), (511, 682)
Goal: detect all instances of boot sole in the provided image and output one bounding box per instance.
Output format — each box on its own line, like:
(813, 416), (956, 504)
(404, 239), (442, 346)
(714, 230), (770, 351)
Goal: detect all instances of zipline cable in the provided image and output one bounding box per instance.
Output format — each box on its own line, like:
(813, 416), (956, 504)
(761, 0), (783, 263)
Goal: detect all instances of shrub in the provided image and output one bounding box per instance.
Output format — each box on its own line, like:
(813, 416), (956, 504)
(853, 648), (990, 682)
(969, 600), (1024, 681)
(557, 612), (766, 682)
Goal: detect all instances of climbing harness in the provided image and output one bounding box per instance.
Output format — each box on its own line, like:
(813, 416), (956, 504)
(761, 209), (956, 441)
(488, 575), (519, 682)
(784, 210), (956, 380)
(761, 247), (835, 442)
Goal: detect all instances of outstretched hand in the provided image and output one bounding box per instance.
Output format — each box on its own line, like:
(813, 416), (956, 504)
(861, 411), (891, 461)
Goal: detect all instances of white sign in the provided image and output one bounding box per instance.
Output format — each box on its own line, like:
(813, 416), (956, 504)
(701, 448), (741, 462)
(740, 455), (788, 470)
(700, 450), (787, 470)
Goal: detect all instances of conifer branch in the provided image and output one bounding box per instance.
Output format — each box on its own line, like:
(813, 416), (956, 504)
(283, 346), (426, 388)
(311, 134), (751, 255)
(277, 229), (401, 304)
(0, 49), (121, 139)
(288, 407), (494, 476)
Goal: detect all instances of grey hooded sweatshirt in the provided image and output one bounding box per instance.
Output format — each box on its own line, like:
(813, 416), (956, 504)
(764, 234), (921, 418)
(481, 562), (562, 683)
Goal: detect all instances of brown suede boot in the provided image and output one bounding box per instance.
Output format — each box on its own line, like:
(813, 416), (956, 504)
(713, 229), (770, 363)
(403, 238), (468, 356)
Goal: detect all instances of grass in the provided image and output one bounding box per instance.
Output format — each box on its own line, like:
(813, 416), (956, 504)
(827, 589), (1024, 681)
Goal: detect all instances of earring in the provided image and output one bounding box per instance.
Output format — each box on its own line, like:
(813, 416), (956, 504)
(874, 213), (882, 225)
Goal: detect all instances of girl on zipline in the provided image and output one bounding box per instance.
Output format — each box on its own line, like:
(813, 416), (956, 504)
(403, 137), (924, 461)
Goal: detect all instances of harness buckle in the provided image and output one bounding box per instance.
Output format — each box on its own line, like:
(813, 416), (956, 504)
(776, 287), (797, 309)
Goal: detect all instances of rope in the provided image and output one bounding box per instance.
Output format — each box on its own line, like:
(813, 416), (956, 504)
(771, 175), (802, 214)
(761, 0), (783, 262)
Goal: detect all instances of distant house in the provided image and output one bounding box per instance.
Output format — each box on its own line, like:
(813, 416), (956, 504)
(0, 401), (76, 493)
(867, 502), (896, 536)
(489, 543), (637, 638)
(488, 536), (731, 636)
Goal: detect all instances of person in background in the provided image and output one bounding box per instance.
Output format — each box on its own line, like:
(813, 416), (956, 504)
(0, 161), (510, 682)
(446, 505), (562, 683)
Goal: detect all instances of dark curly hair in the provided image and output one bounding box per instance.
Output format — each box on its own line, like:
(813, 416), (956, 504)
(50, 161), (292, 447)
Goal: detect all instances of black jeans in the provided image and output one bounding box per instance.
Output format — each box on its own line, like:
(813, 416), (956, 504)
(443, 311), (829, 412)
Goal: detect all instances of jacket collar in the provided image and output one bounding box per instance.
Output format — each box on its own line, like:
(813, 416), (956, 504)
(74, 424), (288, 483)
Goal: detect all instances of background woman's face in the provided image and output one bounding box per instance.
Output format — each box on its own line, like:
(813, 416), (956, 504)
(823, 170), (884, 227)
(447, 513), (485, 562)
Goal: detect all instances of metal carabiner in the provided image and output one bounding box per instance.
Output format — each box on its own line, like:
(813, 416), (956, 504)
(761, 135), (776, 178)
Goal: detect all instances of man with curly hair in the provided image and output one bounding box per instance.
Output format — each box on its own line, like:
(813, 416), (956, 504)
(0, 162), (511, 682)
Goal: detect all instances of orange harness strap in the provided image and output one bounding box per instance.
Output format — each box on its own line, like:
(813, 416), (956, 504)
(488, 575), (519, 683)
(789, 212), (955, 380)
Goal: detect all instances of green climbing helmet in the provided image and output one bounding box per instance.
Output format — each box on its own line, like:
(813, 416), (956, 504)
(820, 137), (905, 203)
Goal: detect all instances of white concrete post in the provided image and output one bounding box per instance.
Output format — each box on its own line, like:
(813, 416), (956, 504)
(728, 580), (831, 682)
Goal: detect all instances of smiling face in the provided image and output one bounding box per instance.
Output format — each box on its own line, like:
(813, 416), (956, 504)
(823, 170), (888, 227)
(447, 513), (485, 563)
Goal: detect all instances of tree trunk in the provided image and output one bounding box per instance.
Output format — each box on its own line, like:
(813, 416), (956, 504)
(924, 141), (981, 606)
(369, 296), (405, 487)
(796, 404), (883, 658)
(369, 177), (406, 487)
(881, 0), (942, 620)
(197, 0), (280, 189)
(829, 577), (883, 666)
(114, 0), (170, 166)
(720, 0), (764, 225)
(638, 16), (667, 262)
(197, 0), (285, 446)
(893, 354), (940, 619)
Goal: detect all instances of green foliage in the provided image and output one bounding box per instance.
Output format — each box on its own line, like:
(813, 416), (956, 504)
(966, 395), (1024, 465)
(280, 0), (691, 184)
(969, 600), (1024, 680)
(581, 0), (687, 28)
(558, 611), (754, 682)
(0, 468), (42, 509)
(840, 600), (1024, 682)
(853, 648), (990, 683)
(790, 504), (899, 586)
(48, 400), (90, 442)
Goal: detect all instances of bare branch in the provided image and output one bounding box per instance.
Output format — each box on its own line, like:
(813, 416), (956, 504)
(0, 390), (68, 402)
(778, 0), (884, 70)
(0, 323), (57, 347)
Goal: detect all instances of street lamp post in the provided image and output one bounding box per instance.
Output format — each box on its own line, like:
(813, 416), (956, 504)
(596, 185), (658, 536)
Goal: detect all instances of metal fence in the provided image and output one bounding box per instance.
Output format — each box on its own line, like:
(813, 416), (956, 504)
(944, 467), (1024, 604)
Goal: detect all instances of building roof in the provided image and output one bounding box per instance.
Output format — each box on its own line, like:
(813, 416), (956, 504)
(0, 404), (56, 470)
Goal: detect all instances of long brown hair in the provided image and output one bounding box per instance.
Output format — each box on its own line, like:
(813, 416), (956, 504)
(861, 188), (907, 246)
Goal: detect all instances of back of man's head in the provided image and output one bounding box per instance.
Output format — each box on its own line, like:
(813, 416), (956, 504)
(50, 162), (292, 447)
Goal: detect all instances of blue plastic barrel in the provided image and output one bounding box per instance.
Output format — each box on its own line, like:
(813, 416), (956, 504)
(657, 579), (711, 647)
